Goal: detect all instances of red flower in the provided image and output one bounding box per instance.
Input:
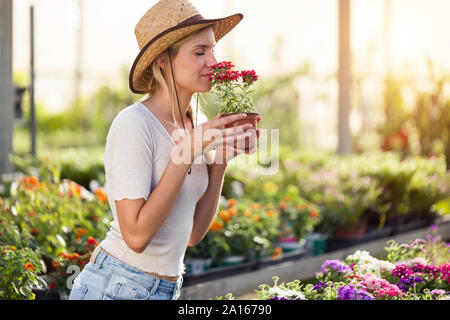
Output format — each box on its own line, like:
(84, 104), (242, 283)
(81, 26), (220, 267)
(240, 70), (259, 84)
(87, 237), (98, 245)
(49, 282), (55, 290)
(30, 229), (40, 235)
(210, 61), (234, 72)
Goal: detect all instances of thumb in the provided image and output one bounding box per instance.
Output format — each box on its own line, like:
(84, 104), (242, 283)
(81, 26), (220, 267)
(215, 113), (222, 120)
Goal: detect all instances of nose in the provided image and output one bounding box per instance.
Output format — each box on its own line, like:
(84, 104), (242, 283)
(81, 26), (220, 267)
(207, 51), (218, 68)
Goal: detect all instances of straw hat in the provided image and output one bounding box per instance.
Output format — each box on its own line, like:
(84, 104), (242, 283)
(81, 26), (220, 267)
(129, 0), (243, 94)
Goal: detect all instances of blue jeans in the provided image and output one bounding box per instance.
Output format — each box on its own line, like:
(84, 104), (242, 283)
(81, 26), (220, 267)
(68, 248), (183, 300)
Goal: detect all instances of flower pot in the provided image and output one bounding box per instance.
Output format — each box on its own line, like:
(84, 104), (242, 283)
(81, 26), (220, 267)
(185, 258), (212, 275)
(221, 255), (245, 267)
(334, 220), (368, 239)
(305, 233), (328, 256)
(222, 112), (261, 151)
(276, 239), (306, 253)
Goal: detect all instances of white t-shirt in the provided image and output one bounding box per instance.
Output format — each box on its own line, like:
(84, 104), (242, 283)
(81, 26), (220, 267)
(99, 102), (209, 277)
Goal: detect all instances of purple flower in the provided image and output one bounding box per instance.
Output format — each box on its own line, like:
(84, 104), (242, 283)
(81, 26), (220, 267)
(313, 281), (328, 291)
(337, 284), (374, 300)
(269, 296), (302, 301)
(395, 275), (423, 292)
(321, 260), (353, 274)
(430, 224), (438, 232)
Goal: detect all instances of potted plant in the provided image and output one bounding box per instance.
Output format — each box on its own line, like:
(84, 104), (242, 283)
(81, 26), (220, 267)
(209, 61), (261, 151)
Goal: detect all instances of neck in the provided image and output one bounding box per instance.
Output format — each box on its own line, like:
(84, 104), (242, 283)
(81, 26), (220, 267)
(147, 88), (193, 125)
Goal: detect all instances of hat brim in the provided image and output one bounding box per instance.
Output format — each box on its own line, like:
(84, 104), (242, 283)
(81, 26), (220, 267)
(129, 13), (243, 94)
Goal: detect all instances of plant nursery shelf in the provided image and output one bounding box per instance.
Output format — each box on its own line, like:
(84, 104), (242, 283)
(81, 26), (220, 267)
(183, 248), (309, 287)
(179, 220), (450, 300)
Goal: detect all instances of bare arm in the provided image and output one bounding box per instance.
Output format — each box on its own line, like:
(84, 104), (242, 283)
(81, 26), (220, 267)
(188, 163), (227, 246)
(116, 144), (191, 253)
(116, 113), (251, 253)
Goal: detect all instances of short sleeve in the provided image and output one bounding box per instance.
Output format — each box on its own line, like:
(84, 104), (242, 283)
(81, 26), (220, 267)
(106, 113), (154, 202)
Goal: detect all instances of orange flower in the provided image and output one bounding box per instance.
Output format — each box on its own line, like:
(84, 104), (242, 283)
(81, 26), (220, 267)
(266, 210), (275, 217)
(95, 188), (108, 203)
(209, 220), (224, 232)
(38, 182), (47, 191)
(297, 204), (309, 210)
(280, 203), (287, 210)
(283, 196), (291, 202)
(11, 246), (17, 251)
(24, 263), (34, 271)
(271, 248), (283, 260)
(75, 228), (88, 238)
(250, 203), (260, 210)
(219, 210), (231, 222)
(244, 209), (252, 217)
(29, 176), (39, 185)
(69, 253), (80, 261)
(252, 214), (260, 222)
(0, 196), (2, 206)
(227, 199), (237, 207)
(74, 184), (82, 198)
(310, 210), (319, 218)
(27, 211), (37, 218)
(227, 208), (237, 217)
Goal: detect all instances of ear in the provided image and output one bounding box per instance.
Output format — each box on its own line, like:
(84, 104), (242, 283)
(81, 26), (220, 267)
(156, 51), (169, 70)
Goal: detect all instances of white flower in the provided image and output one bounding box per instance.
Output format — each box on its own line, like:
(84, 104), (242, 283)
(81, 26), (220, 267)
(268, 287), (306, 300)
(349, 250), (395, 276)
(406, 257), (429, 266)
(347, 250), (371, 262)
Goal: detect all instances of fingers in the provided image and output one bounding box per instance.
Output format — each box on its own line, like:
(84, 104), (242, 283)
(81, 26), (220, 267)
(208, 113), (248, 129)
(222, 123), (253, 136)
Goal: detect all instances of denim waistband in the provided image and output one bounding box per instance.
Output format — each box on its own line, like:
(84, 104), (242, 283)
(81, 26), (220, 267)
(90, 246), (183, 297)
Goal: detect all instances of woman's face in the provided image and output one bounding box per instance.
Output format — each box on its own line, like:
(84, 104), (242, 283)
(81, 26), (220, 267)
(170, 28), (218, 94)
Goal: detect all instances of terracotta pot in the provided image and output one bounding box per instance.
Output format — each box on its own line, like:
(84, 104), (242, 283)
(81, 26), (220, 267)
(221, 112), (260, 151)
(334, 220), (368, 239)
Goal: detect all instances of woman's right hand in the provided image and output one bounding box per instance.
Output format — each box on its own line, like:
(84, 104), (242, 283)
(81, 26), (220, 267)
(175, 113), (254, 164)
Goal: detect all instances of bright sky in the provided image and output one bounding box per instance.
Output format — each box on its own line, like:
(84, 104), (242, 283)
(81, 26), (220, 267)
(12, 0), (450, 149)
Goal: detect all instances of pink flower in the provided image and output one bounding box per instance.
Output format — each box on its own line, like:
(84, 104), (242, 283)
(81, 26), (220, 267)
(376, 286), (404, 298)
(439, 263), (450, 283)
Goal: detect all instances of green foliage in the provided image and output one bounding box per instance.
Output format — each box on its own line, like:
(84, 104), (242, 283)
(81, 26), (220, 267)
(0, 214), (47, 300)
(1, 155), (111, 297)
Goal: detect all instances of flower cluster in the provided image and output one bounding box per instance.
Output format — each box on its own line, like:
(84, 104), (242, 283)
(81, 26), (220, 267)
(209, 61), (259, 85)
(209, 61), (259, 114)
(359, 274), (403, 298)
(255, 235), (450, 300)
(320, 259), (353, 275)
(337, 284), (374, 300)
(346, 250), (395, 276)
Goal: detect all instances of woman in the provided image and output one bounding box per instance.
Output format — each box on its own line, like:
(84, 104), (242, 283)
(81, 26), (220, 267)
(69, 0), (261, 300)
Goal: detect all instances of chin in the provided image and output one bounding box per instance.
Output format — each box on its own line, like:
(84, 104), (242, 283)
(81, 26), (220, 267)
(195, 83), (212, 93)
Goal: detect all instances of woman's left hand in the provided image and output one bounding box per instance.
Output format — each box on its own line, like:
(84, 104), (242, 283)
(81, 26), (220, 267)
(213, 115), (262, 164)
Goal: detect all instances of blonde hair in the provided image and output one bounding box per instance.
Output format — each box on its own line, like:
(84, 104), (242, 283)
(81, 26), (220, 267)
(146, 25), (216, 128)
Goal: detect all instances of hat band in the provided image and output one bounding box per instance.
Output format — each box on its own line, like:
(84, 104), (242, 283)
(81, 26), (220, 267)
(178, 14), (205, 26)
